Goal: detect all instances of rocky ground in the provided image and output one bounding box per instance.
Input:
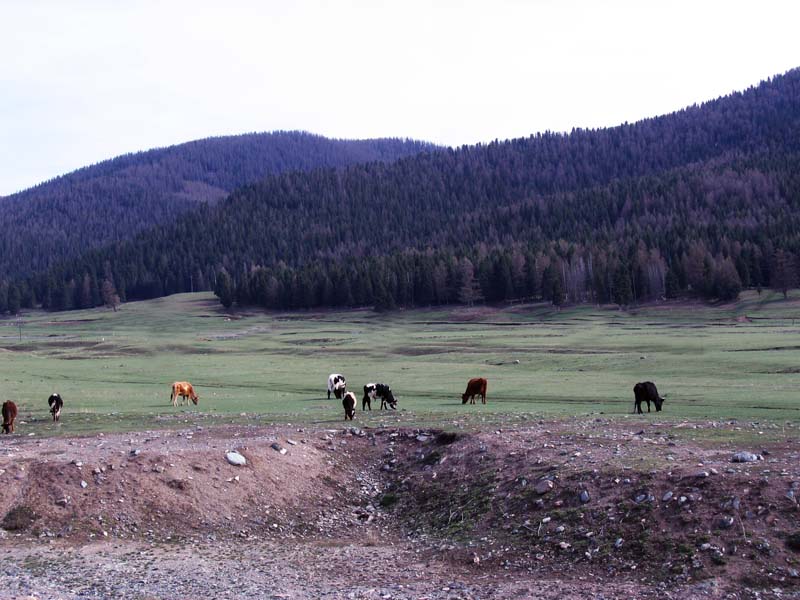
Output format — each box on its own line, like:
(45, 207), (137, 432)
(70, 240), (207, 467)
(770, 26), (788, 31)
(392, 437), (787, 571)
(0, 419), (799, 599)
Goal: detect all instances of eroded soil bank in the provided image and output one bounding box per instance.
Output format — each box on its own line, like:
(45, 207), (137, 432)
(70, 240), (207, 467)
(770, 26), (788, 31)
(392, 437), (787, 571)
(1, 420), (799, 599)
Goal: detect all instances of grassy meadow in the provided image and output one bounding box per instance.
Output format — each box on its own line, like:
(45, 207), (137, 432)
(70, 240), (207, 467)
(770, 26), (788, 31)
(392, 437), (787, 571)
(0, 291), (799, 436)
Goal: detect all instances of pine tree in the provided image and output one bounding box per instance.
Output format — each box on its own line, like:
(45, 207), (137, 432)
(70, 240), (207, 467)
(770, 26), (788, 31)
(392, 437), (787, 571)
(664, 268), (680, 299)
(612, 263), (633, 306)
(772, 250), (796, 299)
(7, 284), (21, 315)
(215, 270), (235, 308)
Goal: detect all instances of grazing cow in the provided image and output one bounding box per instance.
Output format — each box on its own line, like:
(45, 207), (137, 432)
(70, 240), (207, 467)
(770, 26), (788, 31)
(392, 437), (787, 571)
(171, 381), (199, 407)
(327, 373), (347, 400)
(48, 393), (64, 422)
(633, 381), (664, 414)
(342, 391), (357, 420)
(462, 377), (488, 405)
(362, 383), (397, 411)
(2, 401), (17, 434)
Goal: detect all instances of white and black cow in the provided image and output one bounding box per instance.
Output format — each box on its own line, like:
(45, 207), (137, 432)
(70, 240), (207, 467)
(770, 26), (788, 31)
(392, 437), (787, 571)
(48, 393), (64, 422)
(362, 383), (397, 411)
(342, 391), (357, 420)
(327, 374), (347, 399)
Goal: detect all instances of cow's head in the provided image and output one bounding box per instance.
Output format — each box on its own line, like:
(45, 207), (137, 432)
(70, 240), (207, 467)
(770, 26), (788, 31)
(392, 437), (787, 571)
(333, 381), (346, 399)
(654, 396), (664, 412)
(384, 389), (397, 409)
(191, 393), (199, 405)
(461, 392), (470, 404)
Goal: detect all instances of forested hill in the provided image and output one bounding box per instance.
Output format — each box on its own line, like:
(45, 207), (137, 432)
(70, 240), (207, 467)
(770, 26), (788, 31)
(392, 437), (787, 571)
(8, 69), (800, 313)
(0, 132), (435, 278)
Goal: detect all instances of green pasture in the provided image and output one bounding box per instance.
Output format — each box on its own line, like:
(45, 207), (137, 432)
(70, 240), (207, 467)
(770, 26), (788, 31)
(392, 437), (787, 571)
(0, 291), (798, 436)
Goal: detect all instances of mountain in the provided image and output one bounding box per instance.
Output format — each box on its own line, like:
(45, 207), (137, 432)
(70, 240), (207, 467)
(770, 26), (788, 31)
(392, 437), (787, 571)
(6, 69), (800, 313)
(0, 132), (436, 278)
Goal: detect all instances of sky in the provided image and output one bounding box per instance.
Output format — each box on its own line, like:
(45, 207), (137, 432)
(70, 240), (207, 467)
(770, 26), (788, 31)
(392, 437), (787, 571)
(1, 0), (799, 196)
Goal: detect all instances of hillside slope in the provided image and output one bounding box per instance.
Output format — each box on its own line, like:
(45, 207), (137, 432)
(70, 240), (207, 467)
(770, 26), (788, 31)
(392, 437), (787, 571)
(0, 132), (435, 278)
(12, 69), (800, 311)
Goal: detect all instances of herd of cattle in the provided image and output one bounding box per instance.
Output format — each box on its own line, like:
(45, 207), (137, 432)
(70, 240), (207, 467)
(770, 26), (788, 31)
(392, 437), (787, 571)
(328, 373), (662, 420)
(0, 377), (665, 433)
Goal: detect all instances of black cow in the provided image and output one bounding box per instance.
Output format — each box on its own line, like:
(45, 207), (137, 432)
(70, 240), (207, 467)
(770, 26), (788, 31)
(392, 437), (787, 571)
(342, 392), (356, 420)
(633, 381), (664, 414)
(362, 383), (397, 410)
(48, 393), (64, 422)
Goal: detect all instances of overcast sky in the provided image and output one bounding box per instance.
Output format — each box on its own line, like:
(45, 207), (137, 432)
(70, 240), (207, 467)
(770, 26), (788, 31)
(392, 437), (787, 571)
(1, 0), (799, 196)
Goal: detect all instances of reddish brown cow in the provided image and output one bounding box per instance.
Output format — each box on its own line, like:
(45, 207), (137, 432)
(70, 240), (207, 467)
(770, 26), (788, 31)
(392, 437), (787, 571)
(2, 401), (18, 434)
(461, 378), (488, 405)
(171, 381), (199, 407)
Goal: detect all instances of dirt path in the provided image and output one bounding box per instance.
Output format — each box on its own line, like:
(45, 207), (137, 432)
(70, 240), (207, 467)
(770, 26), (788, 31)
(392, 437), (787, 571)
(1, 538), (709, 599)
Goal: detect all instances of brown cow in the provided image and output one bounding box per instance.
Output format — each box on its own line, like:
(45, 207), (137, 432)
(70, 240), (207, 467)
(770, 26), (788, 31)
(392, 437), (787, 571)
(171, 381), (199, 407)
(342, 391), (357, 420)
(2, 401), (18, 434)
(461, 378), (488, 405)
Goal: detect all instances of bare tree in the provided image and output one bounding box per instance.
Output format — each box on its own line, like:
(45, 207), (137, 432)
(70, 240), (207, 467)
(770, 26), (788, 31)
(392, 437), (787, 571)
(101, 279), (121, 312)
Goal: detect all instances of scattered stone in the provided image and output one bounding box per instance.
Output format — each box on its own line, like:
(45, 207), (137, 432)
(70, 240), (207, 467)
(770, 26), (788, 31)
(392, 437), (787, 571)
(614, 538), (623, 548)
(55, 497), (69, 507)
(559, 542), (571, 550)
(555, 525), (565, 533)
(662, 491), (674, 502)
(130, 449), (141, 457)
(270, 443), (287, 455)
(80, 480), (88, 489)
(579, 490), (590, 503)
(786, 533), (800, 552)
(286, 439), (298, 446)
(732, 451), (762, 463)
(226, 451), (247, 466)
(535, 479), (554, 495)
(717, 515), (735, 530)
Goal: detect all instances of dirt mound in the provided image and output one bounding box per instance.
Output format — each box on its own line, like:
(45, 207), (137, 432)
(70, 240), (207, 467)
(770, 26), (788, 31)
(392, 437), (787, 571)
(380, 422), (800, 591)
(0, 425), (384, 541)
